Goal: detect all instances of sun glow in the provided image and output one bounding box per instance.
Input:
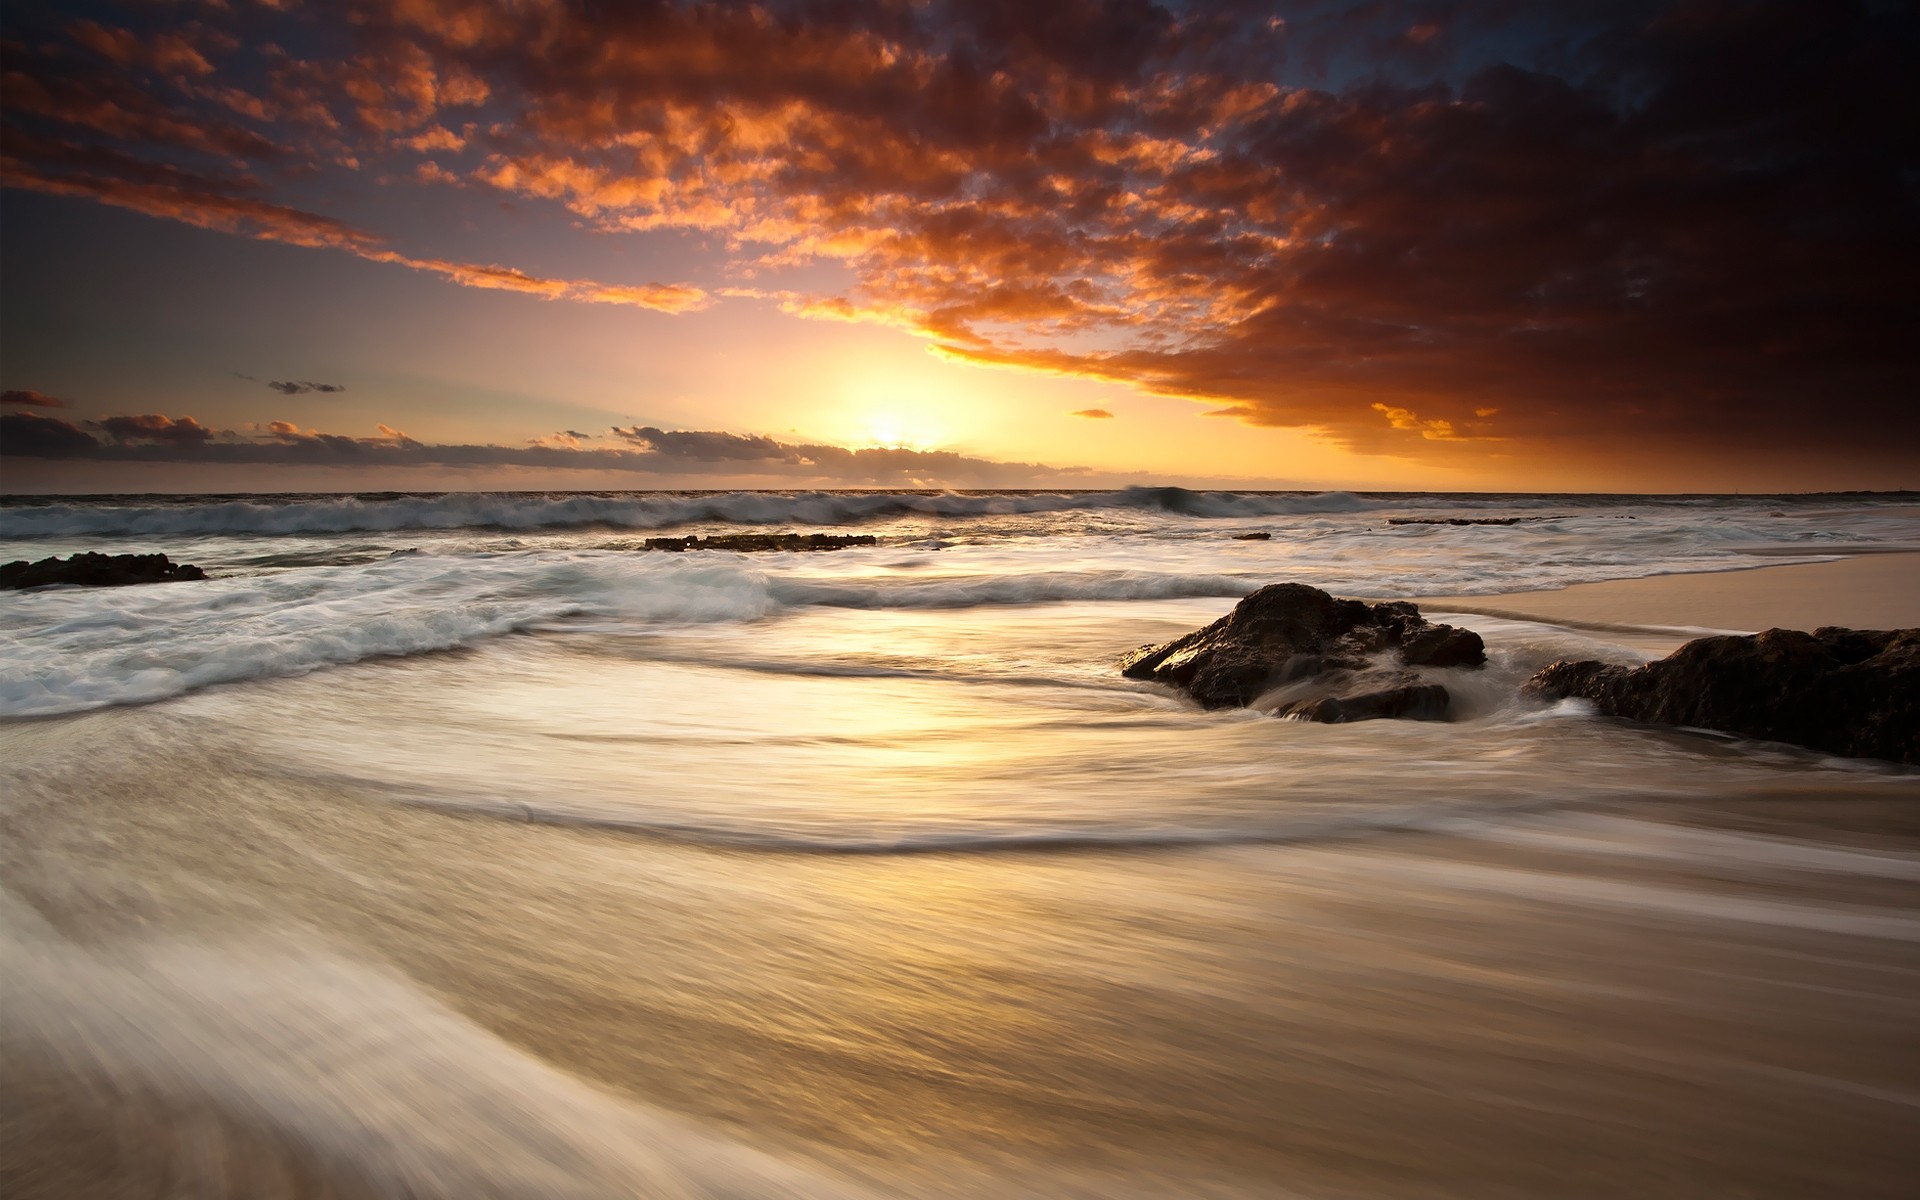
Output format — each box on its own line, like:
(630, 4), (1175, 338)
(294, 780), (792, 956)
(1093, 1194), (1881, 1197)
(861, 411), (947, 451)
(831, 371), (961, 451)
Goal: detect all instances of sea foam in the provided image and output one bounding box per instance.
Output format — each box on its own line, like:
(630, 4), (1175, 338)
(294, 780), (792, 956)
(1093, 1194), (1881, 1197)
(0, 551), (1259, 716)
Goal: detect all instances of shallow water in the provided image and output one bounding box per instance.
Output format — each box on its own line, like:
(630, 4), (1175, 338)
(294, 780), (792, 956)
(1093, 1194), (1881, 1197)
(3, 489), (1918, 1197)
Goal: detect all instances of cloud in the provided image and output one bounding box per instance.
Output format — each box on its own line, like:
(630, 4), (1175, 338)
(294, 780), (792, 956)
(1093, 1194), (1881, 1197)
(1070, 408), (1114, 419)
(94, 413), (217, 445)
(612, 426), (795, 462)
(1, 411), (101, 456)
(0, 157), (713, 316)
(267, 380), (348, 395)
(1371, 403), (1462, 442)
(3, 411), (1090, 486)
(1, 1), (1914, 472)
(2, 389), (67, 408)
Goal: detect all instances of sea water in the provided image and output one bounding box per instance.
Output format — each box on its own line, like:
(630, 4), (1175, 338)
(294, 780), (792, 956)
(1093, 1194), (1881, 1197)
(2, 489), (1917, 1198)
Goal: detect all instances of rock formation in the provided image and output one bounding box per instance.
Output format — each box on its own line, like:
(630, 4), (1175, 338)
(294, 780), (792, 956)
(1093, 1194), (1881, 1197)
(1525, 627), (1919, 764)
(1386, 516), (1571, 526)
(0, 552), (208, 589)
(1120, 582), (1485, 721)
(644, 533), (878, 552)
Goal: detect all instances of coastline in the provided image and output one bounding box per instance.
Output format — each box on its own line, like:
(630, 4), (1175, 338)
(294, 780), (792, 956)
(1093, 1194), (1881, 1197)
(1413, 550), (1920, 634)
(5, 497), (1918, 1198)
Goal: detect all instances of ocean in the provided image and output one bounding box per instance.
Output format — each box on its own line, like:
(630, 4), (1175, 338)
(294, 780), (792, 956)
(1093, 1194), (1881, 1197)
(3, 488), (1917, 1198)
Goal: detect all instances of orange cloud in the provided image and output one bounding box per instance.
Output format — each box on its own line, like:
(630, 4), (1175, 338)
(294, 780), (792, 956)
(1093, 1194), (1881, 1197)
(0, 162), (706, 315)
(1371, 403), (1461, 441)
(2, 0), (1911, 473)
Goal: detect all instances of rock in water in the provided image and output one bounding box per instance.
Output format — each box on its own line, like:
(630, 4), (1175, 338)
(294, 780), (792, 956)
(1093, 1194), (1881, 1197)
(1119, 582), (1485, 712)
(1278, 683), (1452, 724)
(1524, 627), (1920, 764)
(644, 533), (877, 552)
(0, 552), (208, 590)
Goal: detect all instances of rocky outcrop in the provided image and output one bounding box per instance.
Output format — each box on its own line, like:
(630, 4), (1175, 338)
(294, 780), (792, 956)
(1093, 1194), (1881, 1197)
(1525, 627), (1920, 764)
(644, 533), (878, 552)
(0, 552), (207, 590)
(1120, 582), (1485, 719)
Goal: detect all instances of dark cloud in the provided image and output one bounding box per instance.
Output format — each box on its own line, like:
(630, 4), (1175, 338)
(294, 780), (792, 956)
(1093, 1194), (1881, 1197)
(1, 1), (1914, 474)
(3, 412), (1088, 486)
(93, 413), (217, 445)
(1070, 409), (1115, 419)
(612, 426), (795, 462)
(2, 389), (67, 408)
(267, 380), (348, 395)
(2, 411), (100, 456)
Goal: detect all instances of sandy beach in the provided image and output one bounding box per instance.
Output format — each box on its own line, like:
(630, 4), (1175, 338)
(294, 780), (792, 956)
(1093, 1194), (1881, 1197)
(1420, 550), (1920, 634)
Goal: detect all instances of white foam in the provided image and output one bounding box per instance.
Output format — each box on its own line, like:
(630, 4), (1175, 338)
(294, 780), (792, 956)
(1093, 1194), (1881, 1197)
(0, 554), (781, 716)
(3, 493), (1909, 717)
(0, 549), (1271, 716)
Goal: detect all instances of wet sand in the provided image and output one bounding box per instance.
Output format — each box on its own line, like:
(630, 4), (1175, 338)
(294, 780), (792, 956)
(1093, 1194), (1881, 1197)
(1419, 551), (1920, 633)
(5, 702), (1918, 1199)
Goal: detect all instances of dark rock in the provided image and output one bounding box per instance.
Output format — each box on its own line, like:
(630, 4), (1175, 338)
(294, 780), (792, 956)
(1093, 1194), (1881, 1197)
(1278, 683), (1451, 724)
(1386, 515), (1573, 526)
(1524, 626), (1920, 764)
(1232, 531), (1272, 540)
(1119, 582), (1485, 711)
(0, 552), (207, 590)
(644, 533), (878, 552)
(1400, 623), (1489, 668)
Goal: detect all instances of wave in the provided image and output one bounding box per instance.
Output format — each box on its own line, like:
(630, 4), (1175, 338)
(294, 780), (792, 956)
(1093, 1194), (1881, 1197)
(0, 486), (1374, 537)
(0, 551), (1260, 716)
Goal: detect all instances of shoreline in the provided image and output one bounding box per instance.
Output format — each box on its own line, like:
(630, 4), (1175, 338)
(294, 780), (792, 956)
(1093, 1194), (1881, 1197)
(1412, 551), (1920, 634)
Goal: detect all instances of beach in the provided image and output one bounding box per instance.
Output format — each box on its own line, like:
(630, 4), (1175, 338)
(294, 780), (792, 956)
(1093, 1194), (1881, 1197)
(2, 490), (1916, 1198)
(1422, 550), (1920, 636)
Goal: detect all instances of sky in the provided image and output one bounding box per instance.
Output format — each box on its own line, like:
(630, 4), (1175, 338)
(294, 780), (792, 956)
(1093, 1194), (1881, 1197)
(1, 0), (1914, 494)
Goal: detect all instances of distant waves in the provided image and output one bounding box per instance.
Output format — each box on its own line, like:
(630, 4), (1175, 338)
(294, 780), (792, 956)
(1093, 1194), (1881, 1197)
(0, 487), (1375, 538)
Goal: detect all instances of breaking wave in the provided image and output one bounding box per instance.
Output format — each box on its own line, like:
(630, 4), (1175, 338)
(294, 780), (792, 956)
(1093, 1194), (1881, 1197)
(0, 552), (1258, 716)
(0, 487), (1374, 538)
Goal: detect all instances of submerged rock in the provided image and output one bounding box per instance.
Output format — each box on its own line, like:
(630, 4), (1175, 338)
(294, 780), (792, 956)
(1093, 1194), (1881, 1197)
(644, 533), (878, 552)
(0, 552), (207, 590)
(1386, 515), (1572, 526)
(1278, 683), (1451, 724)
(1119, 582), (1485, 716)
(1524, 627), (1920, 764)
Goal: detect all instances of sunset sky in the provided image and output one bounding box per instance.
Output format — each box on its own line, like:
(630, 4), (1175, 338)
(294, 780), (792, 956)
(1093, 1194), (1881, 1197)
(2, 0), (1913, 494)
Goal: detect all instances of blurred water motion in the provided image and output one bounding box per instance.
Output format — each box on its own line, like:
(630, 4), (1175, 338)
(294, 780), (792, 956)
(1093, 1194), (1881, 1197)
(4, 492), (1918, 1195)
(4, 597), (1918, 1198)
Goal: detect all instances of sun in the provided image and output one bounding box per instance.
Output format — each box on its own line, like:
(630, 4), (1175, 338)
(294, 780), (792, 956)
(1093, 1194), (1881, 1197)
(837, 373), (955, 450)
(863, 412), (945, 450)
